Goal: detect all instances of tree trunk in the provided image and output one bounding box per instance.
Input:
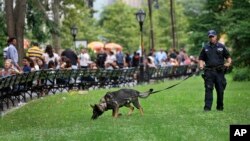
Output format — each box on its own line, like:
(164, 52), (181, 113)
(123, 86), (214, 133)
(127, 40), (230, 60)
(5, 0), (27, 65)
(35, 0), (61, 54)
(15, 0), (27, 63)
(52, 0), (61, 53)
(170, 0), (176, 49)
(148, 0), (155, 51)
(5, 0), (15, 37)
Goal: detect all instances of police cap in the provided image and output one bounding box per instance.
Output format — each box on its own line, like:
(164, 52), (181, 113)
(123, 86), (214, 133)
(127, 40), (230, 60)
(208, 30), (217, 37)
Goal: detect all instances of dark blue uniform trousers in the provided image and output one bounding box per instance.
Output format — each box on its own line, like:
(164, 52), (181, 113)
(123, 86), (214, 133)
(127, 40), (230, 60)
(204, 70), (227, 110)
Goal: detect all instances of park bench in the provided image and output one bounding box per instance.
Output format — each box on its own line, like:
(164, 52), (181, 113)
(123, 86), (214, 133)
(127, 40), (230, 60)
(0, 65), (198, 112)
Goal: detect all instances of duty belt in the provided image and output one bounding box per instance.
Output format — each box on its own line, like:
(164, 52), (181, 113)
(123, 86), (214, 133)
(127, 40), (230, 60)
(205, 65), (225, 72)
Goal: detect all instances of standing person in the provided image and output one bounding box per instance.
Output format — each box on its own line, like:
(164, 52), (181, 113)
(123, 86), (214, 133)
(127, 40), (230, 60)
(6, 37), (20, 71)
(131, 52), (140, 67)
(105, 51), (116, 65)
(96, 48), (107, 68)
(199, 30), (232, 111)
(125, 52), (131, 67)
(61, 48), (78, 69)
(116, 50), (124, 68)
(3, 46), (9, 60)
(78, 48), (90, 69)
(155, 48), (167, 67)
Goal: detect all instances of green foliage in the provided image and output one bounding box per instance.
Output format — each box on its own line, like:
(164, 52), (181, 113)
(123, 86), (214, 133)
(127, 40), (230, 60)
(172, 1), (190, 49)
(177, 0), (206, 55)
(144, 0), (190, 52)
(60, 0), (102, 50)
(26, 0), (50, 43)
(184, 0), (227, 55)
(0, 76), (249, 140)
(99, 1), (138, 53)
(0, 6), (7, 67)
(223, 0), (250, 67)
(232, 67), (250, 81)
(185, 0), (250, 68)
(177, 0), (206, 17)
(98, 0), (191, 54)
(150, 0), (172, 50)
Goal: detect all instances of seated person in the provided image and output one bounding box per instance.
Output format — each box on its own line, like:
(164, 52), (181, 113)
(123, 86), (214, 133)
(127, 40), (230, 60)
(0, 59), (19, 77)
(22, 57), (32, 73)
(60, 56), (72, 70)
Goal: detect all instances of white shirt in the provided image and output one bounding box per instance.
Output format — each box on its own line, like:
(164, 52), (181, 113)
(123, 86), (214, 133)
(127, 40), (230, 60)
(156, 51), (167, 65)
(43, 53), (60, 64)
(3, 46), (9, 59)
(78, 53), (90, 67)
(106, 54), (116, 64)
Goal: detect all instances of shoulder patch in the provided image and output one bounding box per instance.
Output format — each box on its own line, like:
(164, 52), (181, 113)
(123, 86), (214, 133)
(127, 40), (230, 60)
(217, 48), (223, 51)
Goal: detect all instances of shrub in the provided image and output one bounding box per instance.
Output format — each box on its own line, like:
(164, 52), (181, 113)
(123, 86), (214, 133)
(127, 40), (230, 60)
(232, 67), (250, 81)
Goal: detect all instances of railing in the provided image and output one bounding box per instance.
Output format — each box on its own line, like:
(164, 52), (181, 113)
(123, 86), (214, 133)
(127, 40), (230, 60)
(0, 65), (198, 112)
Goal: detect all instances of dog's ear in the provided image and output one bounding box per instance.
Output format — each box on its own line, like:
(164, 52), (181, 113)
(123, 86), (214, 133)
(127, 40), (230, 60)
(105, 92), (113, 101)
(90, 104), (94, 108)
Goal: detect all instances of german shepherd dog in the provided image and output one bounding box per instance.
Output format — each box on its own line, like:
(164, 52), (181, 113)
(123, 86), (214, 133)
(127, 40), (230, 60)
(91, 88), (153, 120)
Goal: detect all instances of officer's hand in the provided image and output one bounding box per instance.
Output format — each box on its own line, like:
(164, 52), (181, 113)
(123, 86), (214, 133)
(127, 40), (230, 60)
(199, 66), (204, 70)
(224, 62), (231, 67)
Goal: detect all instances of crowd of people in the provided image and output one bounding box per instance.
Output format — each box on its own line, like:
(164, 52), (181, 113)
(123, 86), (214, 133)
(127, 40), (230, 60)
(1, 37), (199, 78)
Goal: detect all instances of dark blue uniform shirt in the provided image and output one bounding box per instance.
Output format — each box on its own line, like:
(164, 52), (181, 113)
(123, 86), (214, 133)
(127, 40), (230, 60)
(199, 42), (230, 67)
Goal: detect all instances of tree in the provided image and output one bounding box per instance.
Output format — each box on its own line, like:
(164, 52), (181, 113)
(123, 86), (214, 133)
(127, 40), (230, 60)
(224, 0), (250, 67)
(185, 0), (250, 67)
(186, 0), (230, 55)
(30, 0), (62, 53)
(26, 0), (98, 53)
(0, 0), (7, 67)
(60, 0), (101, 51)
(148, 0), (189, 51)
(5, 0), (27, 64)
(26, 0), (51, 43)
(98, 1), (139, 52)
(97, 0), (190, 54)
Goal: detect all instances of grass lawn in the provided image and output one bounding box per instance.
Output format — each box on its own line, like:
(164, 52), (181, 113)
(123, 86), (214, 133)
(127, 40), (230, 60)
(0, 75), (249, 141)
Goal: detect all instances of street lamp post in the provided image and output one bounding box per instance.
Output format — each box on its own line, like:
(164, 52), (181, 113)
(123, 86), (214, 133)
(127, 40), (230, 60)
(135, 9), (146, 83)
(70, 25), (78, 51)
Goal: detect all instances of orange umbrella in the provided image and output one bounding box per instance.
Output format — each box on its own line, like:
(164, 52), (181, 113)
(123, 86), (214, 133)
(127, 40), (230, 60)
(87, 41), (104, 50)
(105, 43), (123, 51)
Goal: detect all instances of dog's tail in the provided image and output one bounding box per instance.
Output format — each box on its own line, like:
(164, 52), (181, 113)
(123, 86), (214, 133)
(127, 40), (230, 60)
(138, 89), (154, 98)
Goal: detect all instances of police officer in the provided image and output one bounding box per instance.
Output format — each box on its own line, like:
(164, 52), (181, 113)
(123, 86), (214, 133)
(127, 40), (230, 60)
(199, 30), (232, 111)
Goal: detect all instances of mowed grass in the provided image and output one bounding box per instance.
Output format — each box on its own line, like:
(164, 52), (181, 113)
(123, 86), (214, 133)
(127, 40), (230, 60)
(0, 75), (249, 141)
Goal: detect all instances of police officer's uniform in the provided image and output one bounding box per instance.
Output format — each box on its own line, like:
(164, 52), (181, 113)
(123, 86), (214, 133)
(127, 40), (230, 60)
(199, 40), (230, 111)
